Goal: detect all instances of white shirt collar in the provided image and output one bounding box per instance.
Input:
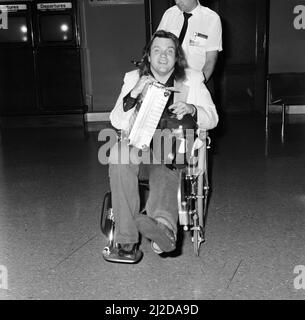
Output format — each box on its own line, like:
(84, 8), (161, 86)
(190, 2), (201, 15)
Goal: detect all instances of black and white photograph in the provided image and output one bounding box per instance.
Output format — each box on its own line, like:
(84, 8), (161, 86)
(0, 0), (305, 304)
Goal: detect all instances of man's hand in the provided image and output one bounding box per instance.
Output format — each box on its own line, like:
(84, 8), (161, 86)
(169, 102), (196, 120)
(130, 75), (155, 98)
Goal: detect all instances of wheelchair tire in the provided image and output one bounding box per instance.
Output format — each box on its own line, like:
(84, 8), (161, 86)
(191, 214), (204, 256)
(193, 228), (200, 256)
(192, 226), (204, 256)
(100, 191), (115, 237)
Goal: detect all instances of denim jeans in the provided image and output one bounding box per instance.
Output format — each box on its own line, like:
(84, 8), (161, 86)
(108, 140), (179, 244)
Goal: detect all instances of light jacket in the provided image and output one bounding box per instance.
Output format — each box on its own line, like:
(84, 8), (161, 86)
(110, 68), (218, 131)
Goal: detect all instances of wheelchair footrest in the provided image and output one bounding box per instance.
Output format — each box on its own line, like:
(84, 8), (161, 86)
(102, 244), (143, 264)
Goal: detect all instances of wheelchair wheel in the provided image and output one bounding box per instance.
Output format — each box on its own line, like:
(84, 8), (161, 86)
(193, 228), (199, 256)
(191, 214), (203, 256)
(100, 191), (115, 240)
(192, 226), (205, 256)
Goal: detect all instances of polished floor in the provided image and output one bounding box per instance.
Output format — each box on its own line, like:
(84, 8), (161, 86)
(0, 112), (304, 300)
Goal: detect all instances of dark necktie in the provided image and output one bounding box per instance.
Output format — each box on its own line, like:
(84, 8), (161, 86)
(178, 12), (192, 45)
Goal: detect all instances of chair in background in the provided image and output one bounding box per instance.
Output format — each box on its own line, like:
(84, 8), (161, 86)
(266, 73), (305, 143)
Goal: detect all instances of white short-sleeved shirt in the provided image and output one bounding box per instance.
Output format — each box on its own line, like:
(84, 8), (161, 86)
(157, 3), (222, 72)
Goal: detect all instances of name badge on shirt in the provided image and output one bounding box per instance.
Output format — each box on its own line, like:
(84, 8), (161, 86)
(194, 32), (208, 39)
(190, 32), (208, 46)
(189, 32), (208, 47)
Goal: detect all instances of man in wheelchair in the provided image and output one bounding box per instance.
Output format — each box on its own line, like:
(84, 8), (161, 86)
(103, 30), (218, 263)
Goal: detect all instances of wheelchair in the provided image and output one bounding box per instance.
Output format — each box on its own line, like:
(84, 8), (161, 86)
(100, 130), (211, 257)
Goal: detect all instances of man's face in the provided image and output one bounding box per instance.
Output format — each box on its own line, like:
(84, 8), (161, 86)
(148, 37), (176, 78)
(175, 0), (198, 12)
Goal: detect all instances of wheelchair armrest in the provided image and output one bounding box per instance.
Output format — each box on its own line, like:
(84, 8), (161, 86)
(195, 129), (211, 149)
(196, 129), (208, 140)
